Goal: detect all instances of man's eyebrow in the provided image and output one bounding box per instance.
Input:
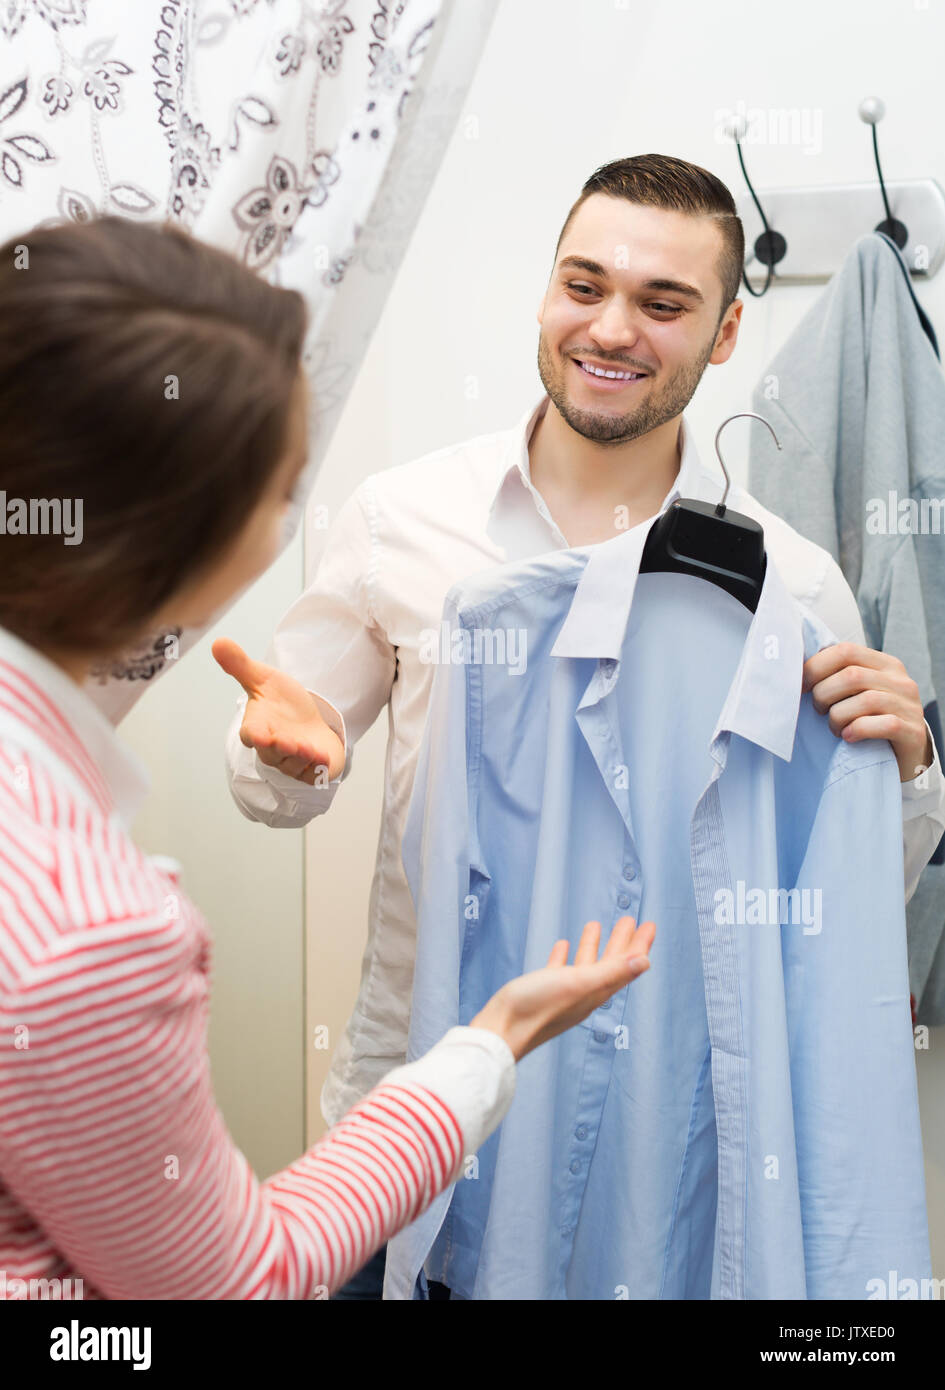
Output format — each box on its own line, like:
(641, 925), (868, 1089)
(557, 255), (705, 304)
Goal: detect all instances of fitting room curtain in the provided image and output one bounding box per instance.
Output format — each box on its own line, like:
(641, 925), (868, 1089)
(0, 0), (499, 719)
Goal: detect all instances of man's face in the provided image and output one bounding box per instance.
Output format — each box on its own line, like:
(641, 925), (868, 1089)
(537, 193), (740, 446)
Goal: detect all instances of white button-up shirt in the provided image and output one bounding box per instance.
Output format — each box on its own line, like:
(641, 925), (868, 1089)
(224, 394), (945, 1127)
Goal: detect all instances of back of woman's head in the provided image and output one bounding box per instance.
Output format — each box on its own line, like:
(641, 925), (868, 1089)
(0, 215), (308, 658)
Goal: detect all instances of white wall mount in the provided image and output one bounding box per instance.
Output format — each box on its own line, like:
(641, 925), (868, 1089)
(736, 178), (945, 286)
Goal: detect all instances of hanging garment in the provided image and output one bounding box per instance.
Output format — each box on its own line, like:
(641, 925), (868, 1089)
(0, 0), (498, 721)
(747, 230), (945, 1025)
(383, 518), (931, 1301)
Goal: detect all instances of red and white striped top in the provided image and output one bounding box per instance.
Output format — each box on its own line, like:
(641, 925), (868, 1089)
(0, 626), (514, 1299)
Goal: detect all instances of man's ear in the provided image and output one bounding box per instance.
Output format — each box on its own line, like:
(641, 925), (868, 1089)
(709, 298), (743, 366)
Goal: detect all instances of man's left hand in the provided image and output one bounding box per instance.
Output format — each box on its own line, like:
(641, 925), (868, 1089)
(802, 642), (933, 784)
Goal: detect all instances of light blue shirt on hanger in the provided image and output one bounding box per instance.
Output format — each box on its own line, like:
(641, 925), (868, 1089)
(384, 512), (931, 1301)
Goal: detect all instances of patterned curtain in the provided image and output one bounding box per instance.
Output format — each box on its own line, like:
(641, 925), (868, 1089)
(0, 0), (499, 719)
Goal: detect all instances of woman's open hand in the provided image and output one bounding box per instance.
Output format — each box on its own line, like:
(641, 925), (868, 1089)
(470, 916), (655, 1061)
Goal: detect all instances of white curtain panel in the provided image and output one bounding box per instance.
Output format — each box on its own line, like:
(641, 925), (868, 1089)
(0, 0), (499, 719)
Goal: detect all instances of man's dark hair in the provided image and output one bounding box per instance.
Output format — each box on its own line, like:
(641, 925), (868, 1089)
(554, 153), (745, 323)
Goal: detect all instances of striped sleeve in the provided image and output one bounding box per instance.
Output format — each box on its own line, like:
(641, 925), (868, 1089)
(262, 1027), (515, 1295)
(0, 897), (515, 1299)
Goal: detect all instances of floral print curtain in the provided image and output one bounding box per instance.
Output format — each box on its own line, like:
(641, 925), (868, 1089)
(0, 0), (499, 719)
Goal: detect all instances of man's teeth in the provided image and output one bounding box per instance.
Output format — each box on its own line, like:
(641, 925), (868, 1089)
(576, 359), (644, 380)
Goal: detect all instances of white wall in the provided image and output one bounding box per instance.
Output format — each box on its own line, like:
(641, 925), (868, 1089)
(303, 0), (945, 1273)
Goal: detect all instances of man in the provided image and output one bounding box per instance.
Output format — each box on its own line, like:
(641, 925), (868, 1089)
(213, 153), (945, 1299)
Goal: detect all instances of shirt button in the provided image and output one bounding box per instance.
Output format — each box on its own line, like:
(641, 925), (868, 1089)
(593, 1030), (609, 1044)
(617, 892), (631, 909)
(601, 658), (616, 677)
(575, 1125), (588, 1140)
(569, 1159), (581, 1175)
(622, 865), (636, 881)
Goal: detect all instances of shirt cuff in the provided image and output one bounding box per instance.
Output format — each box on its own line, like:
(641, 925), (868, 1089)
(901, 719), (945, 821)
(253, 688), (348, 796)
(309, 691), (347, 755)
(379, 1026), (516, 1163)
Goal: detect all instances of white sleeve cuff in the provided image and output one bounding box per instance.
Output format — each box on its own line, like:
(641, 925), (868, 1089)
(224, 694), (342, 827)
(252, 687), (347, 799)
(900, 722), (945, 903)
(308, 691), (347, 755)
(901, 719), (945, 821)
(380, 1026), (516, 1162)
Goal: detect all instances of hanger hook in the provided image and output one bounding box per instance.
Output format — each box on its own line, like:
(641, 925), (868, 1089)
(858, 96), (909, 249)
(727, 113), (785, 296)
(714, 412), (781, 512)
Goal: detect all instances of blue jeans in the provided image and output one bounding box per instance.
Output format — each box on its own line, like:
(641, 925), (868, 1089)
(332, 1243), (388, 1300)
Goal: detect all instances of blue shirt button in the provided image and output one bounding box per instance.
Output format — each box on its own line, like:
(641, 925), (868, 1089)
(623, 865), (636, 880)
(593, 1030), (609, 1044)
(575, 1125), (588, 1140)
(617, 892), (631, 908)
(569, 1159), (581, 1175)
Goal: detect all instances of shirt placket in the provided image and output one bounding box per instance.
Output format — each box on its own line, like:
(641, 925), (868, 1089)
(689, 734), (748, 1300)
(573, 656), (749, 1301)
(561, 657), (644, 1285)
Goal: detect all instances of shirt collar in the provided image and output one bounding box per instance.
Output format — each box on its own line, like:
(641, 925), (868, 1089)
(488, 393), (712, 527)
(0, 623), (151, 829)
(549, 513), (805, 763)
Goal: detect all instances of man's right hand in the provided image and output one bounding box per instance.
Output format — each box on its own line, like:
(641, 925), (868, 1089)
(212, 637), (345, 784)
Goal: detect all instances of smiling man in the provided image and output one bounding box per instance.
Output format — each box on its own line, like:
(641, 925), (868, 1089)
(215, 153), (945, 1300)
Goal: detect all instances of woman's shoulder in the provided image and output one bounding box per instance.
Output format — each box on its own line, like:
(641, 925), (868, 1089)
(0, 738), (211, 1001)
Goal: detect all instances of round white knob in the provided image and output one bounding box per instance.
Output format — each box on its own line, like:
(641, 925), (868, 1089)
(858, 96), (886, 125)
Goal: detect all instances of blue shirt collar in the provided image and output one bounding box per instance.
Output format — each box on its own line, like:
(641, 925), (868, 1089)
(549, 515), (806, 763)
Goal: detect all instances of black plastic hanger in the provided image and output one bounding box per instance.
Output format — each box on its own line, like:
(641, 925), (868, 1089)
(639, 412), (781, 614)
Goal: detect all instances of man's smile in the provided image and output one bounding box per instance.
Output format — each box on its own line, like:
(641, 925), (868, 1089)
(571, 355), (650, 389)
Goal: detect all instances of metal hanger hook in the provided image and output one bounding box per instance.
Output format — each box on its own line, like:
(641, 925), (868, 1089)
(714, 412), (782, 511)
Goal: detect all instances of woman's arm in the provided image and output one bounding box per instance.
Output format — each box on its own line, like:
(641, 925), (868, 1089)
(0, 898), (507, 1299)
(0, 819), (650, 1299)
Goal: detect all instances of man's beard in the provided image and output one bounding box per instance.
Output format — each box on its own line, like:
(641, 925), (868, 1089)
(537, 333), (716, 447)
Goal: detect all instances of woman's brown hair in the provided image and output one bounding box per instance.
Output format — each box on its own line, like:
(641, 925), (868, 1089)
(0, 215), (308, 658)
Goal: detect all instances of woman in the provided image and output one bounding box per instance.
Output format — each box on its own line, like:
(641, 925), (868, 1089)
(0, 216), (655, 1300)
